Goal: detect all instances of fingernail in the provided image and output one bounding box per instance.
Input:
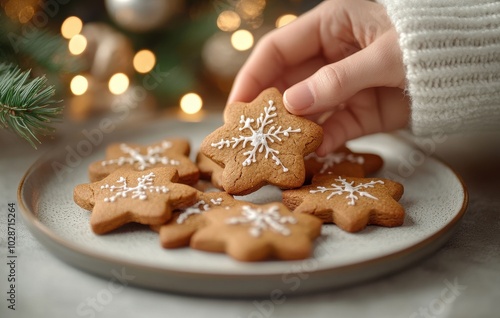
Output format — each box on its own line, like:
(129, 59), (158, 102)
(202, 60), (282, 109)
(284, 82), (314, 112)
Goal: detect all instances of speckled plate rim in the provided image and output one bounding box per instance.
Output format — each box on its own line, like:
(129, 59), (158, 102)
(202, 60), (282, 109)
(17, 123), (469, 297)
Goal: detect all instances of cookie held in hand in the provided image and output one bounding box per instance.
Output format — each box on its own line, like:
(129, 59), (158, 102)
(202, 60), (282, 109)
(88, 138), (199, 185)
(200, 87), (323, 195)
(282, 174), (404, 233)
(74, 167), (198, 234)
(190, 202), (322, 262)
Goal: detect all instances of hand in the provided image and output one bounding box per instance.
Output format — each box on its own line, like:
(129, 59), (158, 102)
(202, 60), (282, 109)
(227, 0), (410, 155)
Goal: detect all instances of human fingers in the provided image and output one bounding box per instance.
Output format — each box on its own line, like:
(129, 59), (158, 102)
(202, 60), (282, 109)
(284, 28), (405, 117)
(227, 0), (354, 104)
(317, 87), (410, 155)
(223, 57), (327, 121)
(247, 56), (329, 98)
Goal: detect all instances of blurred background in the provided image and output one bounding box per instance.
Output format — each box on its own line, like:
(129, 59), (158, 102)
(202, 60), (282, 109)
(0, 0), (321, 148)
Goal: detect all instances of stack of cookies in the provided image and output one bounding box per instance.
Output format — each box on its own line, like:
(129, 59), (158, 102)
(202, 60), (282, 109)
(74, 88), (404, 262)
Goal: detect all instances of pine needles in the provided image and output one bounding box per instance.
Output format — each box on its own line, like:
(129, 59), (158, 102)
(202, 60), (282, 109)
(0, 63), (62, 149)
(0, 14), (80, 148)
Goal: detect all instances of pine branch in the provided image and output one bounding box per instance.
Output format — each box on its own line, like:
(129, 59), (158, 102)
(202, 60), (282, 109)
(0, 63), (62, 149)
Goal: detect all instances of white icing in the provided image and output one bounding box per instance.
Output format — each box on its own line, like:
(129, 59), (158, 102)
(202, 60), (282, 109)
(309, 177), (384, 206)
(176, 198), (223, 224)
(210, 198), (223, 205)
(211, 100), (301, 172)
(101, 172), (169, 202)
(101, 141), (180, 170)
(305, 152), (365, 173)
(225, 205), (296, 237)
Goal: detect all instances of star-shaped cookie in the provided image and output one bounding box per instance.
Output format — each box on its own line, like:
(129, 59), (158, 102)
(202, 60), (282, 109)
(88, 138), (199, 185)
(304, 145), (384, 181)
(150, 191), (239, 248)
(282, 174), (404, 233)
(74, 167), (198, 234)
(196, 152), (224, 190)
(200, 87), (323, 195)
(190, 202), (322, 261)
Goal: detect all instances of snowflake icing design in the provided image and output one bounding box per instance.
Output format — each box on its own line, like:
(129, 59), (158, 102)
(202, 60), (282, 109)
(211, 100), (301, 172)
(226, 205), (297, 237)
(176, 198), (223, 224)
(305, 152), (365, 173)
(102, 141), (180, 170)
(101, 172), (169, 202)
(310, 177), (384, 206)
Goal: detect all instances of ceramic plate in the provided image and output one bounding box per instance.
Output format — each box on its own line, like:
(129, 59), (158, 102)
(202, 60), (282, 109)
(18, 115), (468, 297)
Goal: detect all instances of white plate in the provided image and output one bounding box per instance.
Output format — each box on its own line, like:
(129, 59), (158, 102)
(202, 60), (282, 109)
(18, 115), (468, 297)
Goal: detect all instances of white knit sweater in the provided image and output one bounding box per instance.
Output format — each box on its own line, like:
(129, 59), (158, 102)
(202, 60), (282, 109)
(379, 0), (500, 136)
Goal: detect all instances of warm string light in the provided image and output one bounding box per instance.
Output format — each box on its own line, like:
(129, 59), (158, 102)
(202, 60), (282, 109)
(68, 34), (87, 55)
(231, 29), (254, 51)
(180, 93), (203, 115)
(108, 73), (129, 95)
(217, 10), (241, 32)
(133, 50), (156, 74)
(64, 16), (89, 98)
(276, 14), (297, 28)
(70, 75), (89, 96)
(61, 16), (83, 39)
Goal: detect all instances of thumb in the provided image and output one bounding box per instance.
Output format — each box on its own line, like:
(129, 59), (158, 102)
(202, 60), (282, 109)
(283, 30), (404, 116)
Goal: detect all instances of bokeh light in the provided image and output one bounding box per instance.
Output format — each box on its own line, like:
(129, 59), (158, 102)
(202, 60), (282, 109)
(133, 50), (156, 73)
(18, 5), (35, 23)
(217, 10), (241, 32)
(236, 0), (266, 20)
(276, 14), (297, 28)
(61, 16), (83, 39)
(4, 0), (37, 23)
(108, 73), (129, 95)
(180, 93), (203, 115)
(70, 75), (88, 96)
(68, 34), (87, 55)
(231, 30), (254, 51)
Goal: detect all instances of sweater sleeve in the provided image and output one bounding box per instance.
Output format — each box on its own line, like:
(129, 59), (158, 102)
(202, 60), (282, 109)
(378, 0), (500, 136)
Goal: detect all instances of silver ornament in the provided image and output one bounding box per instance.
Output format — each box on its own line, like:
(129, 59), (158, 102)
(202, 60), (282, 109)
(105, 0), (183, 32)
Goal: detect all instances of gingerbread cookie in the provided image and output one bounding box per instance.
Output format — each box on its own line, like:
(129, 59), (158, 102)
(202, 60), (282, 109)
(74, 167), (198, 234)
(190, 202), (322, 262)
(304, 145), (383, 181)
(282, 174), (404, 233)
(150, 191), (239, 248)
(200, 87), (323, 195)
(88, 138), (199, 185)
(196, 152), (224, 190)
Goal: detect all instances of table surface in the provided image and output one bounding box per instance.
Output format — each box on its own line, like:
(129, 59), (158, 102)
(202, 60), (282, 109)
(1, 115), (499, 318)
